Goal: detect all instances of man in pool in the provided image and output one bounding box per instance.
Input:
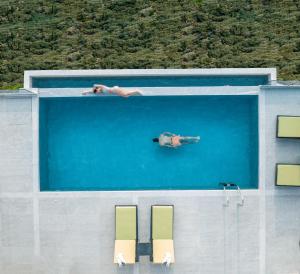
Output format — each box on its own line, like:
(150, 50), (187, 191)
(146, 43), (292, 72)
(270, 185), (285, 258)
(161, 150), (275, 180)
(82, 84), (142, 97)
(153, 132), (200, 148)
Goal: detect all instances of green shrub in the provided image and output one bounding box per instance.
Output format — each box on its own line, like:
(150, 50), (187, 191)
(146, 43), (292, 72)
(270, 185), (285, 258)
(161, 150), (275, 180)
(0, 0), (300, 88)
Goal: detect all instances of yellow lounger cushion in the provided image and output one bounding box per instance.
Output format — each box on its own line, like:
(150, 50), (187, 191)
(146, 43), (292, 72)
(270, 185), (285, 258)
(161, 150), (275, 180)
(153, 239), (175, 264)
(115, 206), (136, 240)
(114, 240), (136, 264)
(152, 205), (173, 240)
(277, 116), (300, 138)
(277, 164), (300, 186)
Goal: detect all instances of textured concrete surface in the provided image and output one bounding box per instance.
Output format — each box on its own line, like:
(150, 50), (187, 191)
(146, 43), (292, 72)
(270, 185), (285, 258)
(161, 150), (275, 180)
(266, 195), (300, 274)
(264, 88), (300, 193)
(0, 97), (33, 192)
(0, 87), (300, 274)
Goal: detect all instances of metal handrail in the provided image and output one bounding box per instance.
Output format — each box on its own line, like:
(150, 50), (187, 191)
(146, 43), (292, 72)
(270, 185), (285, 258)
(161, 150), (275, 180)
(219, 182), (244, 206)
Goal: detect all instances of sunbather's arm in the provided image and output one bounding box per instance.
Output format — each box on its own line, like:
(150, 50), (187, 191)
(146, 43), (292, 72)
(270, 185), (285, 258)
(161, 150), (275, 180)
(82, 90), (93, 95)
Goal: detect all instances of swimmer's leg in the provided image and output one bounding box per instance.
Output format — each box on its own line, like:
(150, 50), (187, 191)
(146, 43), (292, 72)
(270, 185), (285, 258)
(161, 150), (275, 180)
(180, 136), (200, 145)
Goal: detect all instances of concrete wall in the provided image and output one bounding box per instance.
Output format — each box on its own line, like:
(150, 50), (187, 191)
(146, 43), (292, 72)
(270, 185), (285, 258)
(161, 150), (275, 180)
(0, 87), (300, 274)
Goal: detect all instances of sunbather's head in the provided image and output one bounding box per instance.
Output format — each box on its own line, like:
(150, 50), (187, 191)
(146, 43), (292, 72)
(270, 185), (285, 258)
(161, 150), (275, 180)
(93, 87), (103, 94)
(152, 138), (159, 142)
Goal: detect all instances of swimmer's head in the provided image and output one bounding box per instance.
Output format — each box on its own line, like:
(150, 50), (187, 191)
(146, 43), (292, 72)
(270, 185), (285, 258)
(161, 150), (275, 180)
(93, 87), (98, 93)
(152, 138), (159, 142)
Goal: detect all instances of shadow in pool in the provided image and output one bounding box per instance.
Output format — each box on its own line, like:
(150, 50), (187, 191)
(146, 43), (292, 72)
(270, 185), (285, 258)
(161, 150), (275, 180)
(154, 145), (191, 158)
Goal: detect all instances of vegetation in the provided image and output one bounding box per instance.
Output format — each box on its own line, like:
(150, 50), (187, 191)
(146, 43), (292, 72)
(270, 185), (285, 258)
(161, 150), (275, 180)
(1, 0), (300, 89)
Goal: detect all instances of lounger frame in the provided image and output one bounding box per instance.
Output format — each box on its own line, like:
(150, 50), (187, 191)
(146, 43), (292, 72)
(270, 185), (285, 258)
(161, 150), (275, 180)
(276, 115), (300, 139)
(275, 163), (300, 187)
(115, 205), (139, 262)
(150, 204), (174, 262)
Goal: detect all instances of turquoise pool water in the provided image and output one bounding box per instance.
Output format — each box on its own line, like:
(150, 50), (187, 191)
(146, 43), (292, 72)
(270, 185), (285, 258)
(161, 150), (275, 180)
(33, 75), (268, 88)
(39, 96), (258, 191)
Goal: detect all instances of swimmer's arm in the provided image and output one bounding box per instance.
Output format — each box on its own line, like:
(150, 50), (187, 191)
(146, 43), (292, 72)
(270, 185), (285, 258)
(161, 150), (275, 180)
(172, 143), (181, 147)
(164, 144), (175, 147)
(160, 142), (174, 147)
(162, 132), (175, 137)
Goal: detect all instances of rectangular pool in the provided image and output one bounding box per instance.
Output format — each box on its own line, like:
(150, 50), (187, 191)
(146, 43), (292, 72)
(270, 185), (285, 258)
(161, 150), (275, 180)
(33, 75), (268, 88)
(39, 96), (258, 191)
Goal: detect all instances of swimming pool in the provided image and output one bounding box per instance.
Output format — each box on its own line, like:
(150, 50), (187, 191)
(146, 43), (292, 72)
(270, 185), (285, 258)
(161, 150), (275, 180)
(39, 95), (258, 191)
(33, 75), (268, 88)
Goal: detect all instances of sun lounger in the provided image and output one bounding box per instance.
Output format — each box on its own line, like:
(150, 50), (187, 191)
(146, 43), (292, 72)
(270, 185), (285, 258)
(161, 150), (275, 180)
(277, 116), (300, 138)
(151, 205), (175, 266)
(114, 205), (137, 266)
(276, 164), (300, 186)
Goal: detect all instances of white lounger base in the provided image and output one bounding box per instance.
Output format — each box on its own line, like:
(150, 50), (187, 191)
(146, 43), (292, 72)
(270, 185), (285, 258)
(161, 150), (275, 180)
(114, 240), (136, 264)
(153, 239), (175, 264)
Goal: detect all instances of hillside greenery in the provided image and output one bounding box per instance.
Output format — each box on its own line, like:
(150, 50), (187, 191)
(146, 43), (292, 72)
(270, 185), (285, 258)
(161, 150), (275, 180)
(1, 0), (300, 89)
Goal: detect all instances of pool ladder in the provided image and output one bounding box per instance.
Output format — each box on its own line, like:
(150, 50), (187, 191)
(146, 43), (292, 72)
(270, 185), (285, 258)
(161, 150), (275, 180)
(219, 182), (244, 207)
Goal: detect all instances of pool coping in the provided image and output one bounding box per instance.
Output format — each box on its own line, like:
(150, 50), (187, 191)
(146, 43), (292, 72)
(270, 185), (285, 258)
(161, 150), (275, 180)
(24, 68), (277, 90)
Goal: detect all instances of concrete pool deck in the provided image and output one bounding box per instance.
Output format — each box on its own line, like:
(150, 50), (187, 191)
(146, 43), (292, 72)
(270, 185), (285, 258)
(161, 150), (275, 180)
(1, 69), (300, 274)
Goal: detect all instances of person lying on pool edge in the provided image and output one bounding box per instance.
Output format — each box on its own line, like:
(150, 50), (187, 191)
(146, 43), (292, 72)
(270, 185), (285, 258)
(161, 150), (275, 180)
(153, 132), (200, 148)
(82, 84), (143, 97)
